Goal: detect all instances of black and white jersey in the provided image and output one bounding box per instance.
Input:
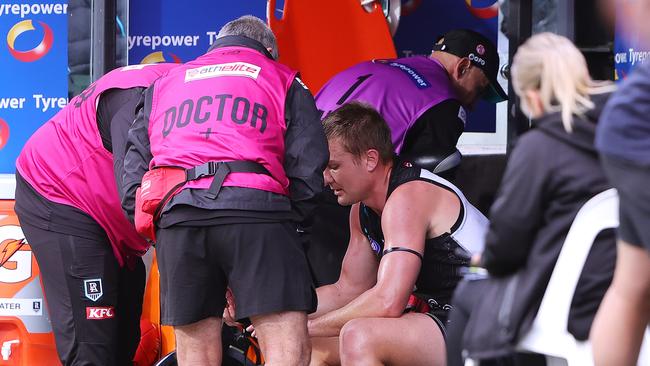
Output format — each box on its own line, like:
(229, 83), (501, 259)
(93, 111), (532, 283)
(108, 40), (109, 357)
(359, 159), (488, 299)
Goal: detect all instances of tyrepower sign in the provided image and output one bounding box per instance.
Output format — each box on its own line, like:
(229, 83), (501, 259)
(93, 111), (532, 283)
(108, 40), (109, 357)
(0, 1), (68, 175)
(129, 1), (266, 65)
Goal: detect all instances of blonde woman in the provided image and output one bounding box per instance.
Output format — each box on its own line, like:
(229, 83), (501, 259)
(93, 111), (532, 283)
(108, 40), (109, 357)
(445, 32), (617, 366)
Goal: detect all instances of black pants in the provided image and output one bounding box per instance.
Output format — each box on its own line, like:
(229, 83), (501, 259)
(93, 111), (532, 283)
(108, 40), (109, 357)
(446, 280), (546, 366)
(19, 222), (145, 366)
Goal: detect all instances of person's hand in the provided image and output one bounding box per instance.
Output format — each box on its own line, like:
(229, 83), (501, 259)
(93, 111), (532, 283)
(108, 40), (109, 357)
(223, 288), (241, 328)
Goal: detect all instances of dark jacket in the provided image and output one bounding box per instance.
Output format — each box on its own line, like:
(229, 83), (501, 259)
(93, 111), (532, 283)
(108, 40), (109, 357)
(464, 92), (616, 358)
(122, 36), (328, 227)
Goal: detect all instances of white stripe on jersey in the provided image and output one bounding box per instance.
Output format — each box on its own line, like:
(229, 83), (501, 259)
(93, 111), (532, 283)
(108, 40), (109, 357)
(419, 169), (488, 255)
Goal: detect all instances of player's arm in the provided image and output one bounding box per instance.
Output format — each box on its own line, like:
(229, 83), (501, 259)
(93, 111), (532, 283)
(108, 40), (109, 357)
(308, 185), (430, 337)
(311, 203), (379, 320)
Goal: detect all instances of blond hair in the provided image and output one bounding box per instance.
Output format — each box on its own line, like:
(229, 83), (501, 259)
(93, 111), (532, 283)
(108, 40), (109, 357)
(511, 32), (615, 132)
(323, 102), (394, 164)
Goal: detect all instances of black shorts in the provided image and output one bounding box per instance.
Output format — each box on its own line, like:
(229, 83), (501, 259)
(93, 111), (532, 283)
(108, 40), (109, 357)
(601, 154), (650, 251)
(155, 221), (317, 326)
(406, 293), (451, 339)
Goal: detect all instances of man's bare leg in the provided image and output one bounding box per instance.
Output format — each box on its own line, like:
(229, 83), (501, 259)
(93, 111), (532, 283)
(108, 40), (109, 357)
(339, 313), (446, 366)
(310, 336), (340, 366)
(591, 241), (650, 366)
(252, 311), (310, 366)
(174, 316), (222, 366)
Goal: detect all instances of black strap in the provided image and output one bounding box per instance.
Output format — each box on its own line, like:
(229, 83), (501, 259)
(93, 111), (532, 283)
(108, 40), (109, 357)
(205, 162), (231, 199)
(185, 161), (272, 199)
(382, 246), (424, 261)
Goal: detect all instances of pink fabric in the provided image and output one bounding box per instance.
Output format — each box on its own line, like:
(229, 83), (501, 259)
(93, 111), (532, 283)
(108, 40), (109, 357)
(16, 64), (177, 266)
(148, 47), (296, 195)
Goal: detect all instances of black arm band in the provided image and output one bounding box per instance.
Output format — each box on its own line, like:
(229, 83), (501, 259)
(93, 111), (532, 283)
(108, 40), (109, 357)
(382, 247), (424, 261)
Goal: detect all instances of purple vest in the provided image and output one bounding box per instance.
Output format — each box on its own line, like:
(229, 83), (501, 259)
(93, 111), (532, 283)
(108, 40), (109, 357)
(16, 63), (177, 266)
(148, 46), (296, 196)
(316, 56), (457, 153)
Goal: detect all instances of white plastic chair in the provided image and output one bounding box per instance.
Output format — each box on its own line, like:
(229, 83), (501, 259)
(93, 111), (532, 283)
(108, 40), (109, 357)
(516, 188), (650, 366)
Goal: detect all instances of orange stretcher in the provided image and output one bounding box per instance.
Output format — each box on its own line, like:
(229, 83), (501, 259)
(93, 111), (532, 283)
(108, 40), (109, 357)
(268, 0), (397, 92)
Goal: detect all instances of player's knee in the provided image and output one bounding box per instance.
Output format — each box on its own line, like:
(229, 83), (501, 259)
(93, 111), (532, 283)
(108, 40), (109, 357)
(265, 343), (310, 366)
(339, 319), (376, 362)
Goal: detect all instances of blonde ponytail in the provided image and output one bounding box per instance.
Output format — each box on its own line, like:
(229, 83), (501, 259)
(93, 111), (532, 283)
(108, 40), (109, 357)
(511, 32), (616, 132)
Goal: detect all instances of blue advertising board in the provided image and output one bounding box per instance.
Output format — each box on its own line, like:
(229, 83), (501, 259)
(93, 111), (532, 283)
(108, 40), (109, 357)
(128, 0), (503, 134)
(613, 11), (650, 81)
(129, 1), (267, 65)
(0, 1), (68, 176)
(0, 0), (505, 179)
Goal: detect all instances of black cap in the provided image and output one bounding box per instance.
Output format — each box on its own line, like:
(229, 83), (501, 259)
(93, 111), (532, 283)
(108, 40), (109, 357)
(432, 29), (507, 103)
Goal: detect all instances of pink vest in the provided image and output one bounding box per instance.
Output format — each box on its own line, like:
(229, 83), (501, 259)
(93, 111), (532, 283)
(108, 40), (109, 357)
(16, 64), (177, 266)
(148, 47), (296, 195)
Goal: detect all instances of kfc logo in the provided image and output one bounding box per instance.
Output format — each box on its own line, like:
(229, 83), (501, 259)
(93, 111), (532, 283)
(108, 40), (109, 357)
(86, 306), (114, 319)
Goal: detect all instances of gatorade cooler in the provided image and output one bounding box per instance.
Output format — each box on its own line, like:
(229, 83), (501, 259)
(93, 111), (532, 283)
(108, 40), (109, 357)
(0, 200), (58, 365)
(0, 200), (171, 366)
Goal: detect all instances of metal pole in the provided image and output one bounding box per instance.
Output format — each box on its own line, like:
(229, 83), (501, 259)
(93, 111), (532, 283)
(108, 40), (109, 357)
(506, 0), (533, 153)
(557, 0), (575, 41)
(91, 0), (117, 82)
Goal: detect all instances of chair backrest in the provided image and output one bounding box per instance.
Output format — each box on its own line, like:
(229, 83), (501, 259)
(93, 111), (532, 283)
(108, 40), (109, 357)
(267, 0), (396, 93)
(432, 149), (463, 174)
(517, 189), (618, 364)
(516, 188), (650, 366)
(467, 188), (650, 366)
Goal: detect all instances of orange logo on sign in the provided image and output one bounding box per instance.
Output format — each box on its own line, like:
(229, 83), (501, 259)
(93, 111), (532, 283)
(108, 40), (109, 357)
(141, 51), (181, 64)
(0, 239), (25, 269)
(0, 117), (8, 150)
(464, 0), (499, 19)
(6, 20), (54, 62)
